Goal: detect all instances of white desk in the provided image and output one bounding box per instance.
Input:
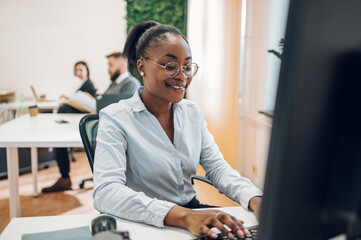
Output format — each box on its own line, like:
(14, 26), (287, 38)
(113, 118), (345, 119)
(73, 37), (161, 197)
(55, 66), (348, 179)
(2, 100), (59, 118)
(3, 100), (59, 109)
(0, 113), (86, 219)
(0, 207), (258, 240)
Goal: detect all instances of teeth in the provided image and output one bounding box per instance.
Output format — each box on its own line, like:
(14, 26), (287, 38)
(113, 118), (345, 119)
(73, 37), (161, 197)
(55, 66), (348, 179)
(169, 85), (185, 90)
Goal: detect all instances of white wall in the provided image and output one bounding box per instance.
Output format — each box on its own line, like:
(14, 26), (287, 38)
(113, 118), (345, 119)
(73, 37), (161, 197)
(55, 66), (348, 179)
(0, 0), (127, 100)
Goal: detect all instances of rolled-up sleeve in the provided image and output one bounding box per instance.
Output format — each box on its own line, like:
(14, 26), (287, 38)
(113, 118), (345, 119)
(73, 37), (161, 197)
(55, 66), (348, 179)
(198, 110), (263, 209)
(93, 111), (176, 227)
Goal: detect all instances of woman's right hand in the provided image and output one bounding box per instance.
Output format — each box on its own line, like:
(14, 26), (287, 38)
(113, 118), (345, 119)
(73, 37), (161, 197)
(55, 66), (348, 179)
(165, 206), (250, 239)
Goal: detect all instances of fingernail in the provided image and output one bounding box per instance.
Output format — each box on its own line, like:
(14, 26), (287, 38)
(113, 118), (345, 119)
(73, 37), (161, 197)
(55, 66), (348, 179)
(228, 232), (235, 239)
(244, 228), (251, 235)
(211, 232), (217, 238)
(237, 229), (244, 237)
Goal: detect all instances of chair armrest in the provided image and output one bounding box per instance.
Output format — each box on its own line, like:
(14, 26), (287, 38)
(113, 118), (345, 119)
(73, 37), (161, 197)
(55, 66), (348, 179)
(191, 175), (213, 186)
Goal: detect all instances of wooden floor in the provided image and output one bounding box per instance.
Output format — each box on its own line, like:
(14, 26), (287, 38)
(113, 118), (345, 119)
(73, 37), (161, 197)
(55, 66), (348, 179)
(0, 152), (238, 233)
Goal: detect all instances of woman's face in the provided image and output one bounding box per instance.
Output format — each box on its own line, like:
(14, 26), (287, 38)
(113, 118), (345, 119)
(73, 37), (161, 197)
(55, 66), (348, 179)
(139, 34), (193, 104)
(74, 64), (88, 80)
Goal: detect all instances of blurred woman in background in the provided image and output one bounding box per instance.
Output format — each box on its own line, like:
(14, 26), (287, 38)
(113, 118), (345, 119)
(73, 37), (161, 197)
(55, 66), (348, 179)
(59, 61), (97, 101)
(42, 61), (97, 193)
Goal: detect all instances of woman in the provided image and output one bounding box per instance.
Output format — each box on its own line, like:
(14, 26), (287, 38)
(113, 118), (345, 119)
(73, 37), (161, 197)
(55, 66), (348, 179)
(59, 61), (97, 100)
(93, 21), (262, 239)
(42, 61), (97, 193)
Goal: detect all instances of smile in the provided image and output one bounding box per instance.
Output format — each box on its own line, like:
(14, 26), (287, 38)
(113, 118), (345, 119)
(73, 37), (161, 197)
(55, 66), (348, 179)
(166, 83), (185, 91)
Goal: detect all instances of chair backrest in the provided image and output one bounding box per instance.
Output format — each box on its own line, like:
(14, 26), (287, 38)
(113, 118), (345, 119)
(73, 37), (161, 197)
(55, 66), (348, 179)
(79, 114), (99, 172)
(96, 93), (133, 113)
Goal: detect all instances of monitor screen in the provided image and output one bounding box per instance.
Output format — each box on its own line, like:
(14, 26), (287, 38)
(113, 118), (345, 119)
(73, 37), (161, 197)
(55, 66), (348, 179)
(259, 0), (361, 239)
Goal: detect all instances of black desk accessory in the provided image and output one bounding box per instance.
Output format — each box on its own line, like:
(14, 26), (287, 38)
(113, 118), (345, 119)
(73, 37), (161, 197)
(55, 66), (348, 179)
(91, 215), (130, 240)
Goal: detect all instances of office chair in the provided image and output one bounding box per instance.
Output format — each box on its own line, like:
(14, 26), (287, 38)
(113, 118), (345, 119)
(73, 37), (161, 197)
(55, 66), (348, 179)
(78, 114), (99, 188)
(78, 113), (212, 189)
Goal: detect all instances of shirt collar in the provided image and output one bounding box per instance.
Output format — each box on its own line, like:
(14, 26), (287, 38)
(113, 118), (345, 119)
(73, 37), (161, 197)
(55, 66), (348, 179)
(115, 72), (130, 85)
(130, 87), (146, 112)
(130, 87), (182, 113)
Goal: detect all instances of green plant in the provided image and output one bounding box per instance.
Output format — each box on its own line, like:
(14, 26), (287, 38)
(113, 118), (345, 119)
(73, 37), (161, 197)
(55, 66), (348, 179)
(268, 38), (284, 60)
(125, 0), (188, 83)
(125, 0), (188, 36)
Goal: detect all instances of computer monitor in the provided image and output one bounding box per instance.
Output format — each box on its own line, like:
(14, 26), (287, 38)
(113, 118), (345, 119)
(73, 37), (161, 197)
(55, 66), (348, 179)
(259, 0), (361, 239)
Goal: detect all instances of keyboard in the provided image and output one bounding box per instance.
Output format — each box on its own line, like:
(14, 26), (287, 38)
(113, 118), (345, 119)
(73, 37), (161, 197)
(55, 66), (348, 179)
(193, 225), (258, 240)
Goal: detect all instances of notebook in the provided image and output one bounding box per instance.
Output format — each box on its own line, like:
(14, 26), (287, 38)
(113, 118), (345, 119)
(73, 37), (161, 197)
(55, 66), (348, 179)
(66, 90), (96, 113)
(21, 226), (92, 240)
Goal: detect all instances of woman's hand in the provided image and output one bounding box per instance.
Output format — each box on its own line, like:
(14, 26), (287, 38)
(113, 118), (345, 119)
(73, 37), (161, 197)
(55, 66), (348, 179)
(185, 210), (251, 239)
(164, 206), (250, 239)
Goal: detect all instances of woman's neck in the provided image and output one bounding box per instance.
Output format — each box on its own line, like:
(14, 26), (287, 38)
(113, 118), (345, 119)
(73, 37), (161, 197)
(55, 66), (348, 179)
(140, 91), (172, 117)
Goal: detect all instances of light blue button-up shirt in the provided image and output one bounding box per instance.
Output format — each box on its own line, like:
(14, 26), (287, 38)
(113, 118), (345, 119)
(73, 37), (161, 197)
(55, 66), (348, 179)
(93, 88), (263, 228)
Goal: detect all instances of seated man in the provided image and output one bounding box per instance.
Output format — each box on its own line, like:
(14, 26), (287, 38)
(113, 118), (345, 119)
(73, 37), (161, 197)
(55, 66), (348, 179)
(104, 52), (141, 94)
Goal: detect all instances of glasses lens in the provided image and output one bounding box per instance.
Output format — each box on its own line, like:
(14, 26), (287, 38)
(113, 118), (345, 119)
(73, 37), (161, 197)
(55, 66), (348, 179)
(164, 62), (179, 78)
(185, 63), (198, 77)
(163, 62), (199, 78)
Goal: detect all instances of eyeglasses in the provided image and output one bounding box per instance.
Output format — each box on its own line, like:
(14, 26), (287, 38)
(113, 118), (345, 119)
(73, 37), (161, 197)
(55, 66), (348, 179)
(142, 58), (199, 78)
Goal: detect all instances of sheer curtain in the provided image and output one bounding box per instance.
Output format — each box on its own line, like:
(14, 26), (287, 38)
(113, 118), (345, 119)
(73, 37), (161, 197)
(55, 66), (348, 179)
(187, 0), (242, 169)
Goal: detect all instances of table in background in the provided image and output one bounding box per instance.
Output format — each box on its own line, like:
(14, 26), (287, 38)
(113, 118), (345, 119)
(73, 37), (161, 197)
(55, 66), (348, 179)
(0, 113), (85, 219)
(1, 100), (59, 123)
(0, 206), (258, 240)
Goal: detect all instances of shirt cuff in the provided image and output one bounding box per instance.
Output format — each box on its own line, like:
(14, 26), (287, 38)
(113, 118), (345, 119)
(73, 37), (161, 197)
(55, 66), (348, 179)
(239, 186), (263, 210)
(145, 200), (177, 228)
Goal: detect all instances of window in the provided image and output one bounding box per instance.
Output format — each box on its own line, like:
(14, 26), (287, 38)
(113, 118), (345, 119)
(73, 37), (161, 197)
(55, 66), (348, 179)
(265, 0), (290, 112)
(238, 0), (247, 104)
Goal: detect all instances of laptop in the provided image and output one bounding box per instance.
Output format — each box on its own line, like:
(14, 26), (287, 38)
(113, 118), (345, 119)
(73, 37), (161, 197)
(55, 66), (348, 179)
(96, 93), (134, 113)
(30, 85), (49, 102)
(30, 85), (40, 102)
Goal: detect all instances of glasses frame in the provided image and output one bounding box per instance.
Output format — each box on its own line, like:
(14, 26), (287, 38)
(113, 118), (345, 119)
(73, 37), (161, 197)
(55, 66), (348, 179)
(141, 57), (199, 78)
